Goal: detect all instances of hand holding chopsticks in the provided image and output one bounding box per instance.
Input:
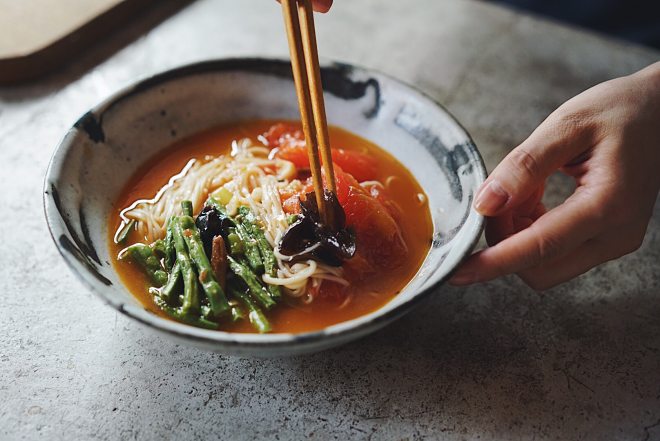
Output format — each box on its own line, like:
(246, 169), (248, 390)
(281, 0), (337, 226)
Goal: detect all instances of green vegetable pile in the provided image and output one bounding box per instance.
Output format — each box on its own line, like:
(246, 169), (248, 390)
(117, 198), (283, 333)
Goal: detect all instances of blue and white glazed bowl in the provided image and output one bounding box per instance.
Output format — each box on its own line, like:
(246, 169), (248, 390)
(44, 58), (486, 356)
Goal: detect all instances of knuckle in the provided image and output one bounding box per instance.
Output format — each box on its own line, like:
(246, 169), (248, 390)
(532, 232), (563, 263)
(508, 147), (542, 181)
(553, 106), (595, 134)
(547, 106), (599, 146)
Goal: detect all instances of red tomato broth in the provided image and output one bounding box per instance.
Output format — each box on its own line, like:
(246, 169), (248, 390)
(109, 120), (432, 334)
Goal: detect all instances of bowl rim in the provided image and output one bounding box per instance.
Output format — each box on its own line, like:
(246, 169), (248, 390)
(43, 57), (487, 350)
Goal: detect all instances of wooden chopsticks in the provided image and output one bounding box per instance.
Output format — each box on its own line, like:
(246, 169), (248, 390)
(281, 0), (336, 225)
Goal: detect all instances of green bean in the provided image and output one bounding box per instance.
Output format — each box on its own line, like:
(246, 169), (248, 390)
(151, 239), (167, 259)
(226, 230), (244, 255)
(205, 196), (227, 214)
(227, 256), (275, 309)
(164, 217), (176, 270)
(230, 303), (246, 322)
(171, 217), (200, 316)
(238, 207), (281, 300)
(229, 286), (271, 333)
(160, 260), (181, 304)
(201, 305), (213, 320)
(153, 295), (218, 329)
(181, 200), (193, 217)
(114, 219), (136, 244)
(234, 222), (264, 274)
(118, 243), (168, 287)
(179, 215), (231, 317)
(199, 303), (243, 324)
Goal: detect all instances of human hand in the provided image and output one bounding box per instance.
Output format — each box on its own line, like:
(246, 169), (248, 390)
(311, 0), (332, 12)
(450, 62), (660, 290)
(276, 0), (333, 13)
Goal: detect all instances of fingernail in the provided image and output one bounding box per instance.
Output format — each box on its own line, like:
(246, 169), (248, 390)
(449, 271), (476, 285)
(474, 180), (509, 215)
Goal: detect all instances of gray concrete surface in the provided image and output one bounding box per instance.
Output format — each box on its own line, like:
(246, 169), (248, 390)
(1, 0), (659, 439)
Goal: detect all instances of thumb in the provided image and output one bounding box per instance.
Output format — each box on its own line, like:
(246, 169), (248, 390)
(277, 0), (333, 13)
(475, 111), (594, 217)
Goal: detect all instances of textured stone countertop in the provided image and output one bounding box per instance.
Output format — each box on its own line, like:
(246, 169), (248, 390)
(1, 0), (659, 439)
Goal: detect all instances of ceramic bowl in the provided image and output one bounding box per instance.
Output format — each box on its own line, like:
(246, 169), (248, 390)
(44, 58), (486, 356)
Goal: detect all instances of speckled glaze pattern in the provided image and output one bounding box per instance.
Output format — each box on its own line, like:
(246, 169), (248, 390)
(44, 58), (486, 356)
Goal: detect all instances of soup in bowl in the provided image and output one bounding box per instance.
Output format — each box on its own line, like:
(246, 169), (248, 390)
(44, 58), (485, 356)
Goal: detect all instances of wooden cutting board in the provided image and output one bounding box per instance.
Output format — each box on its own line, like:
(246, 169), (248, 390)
(0, 0), (166, 84)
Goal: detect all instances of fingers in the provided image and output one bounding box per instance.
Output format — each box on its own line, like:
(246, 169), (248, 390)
(450, 68), (659, 289)
(276, 0), (333, 12)
(485, 184), (545, 246)
(516, 238), (618, 290)
(475, 110), (596, 217)
(450, 192), (603, 285)
(523, 215), (650, 289)
(312, 0), (333, 12)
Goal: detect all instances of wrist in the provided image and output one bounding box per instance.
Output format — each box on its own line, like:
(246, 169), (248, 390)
(635, 63), (660, 192)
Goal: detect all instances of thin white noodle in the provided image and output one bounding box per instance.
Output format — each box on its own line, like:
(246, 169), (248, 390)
(385, 175), (400, 187)
(117, 137), (350, 300)
(360, 180), (382, 188)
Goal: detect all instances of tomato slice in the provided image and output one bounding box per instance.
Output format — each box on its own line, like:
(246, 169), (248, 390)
(263, 123), (304, 148)
(331, 148), (378, 182)
(275, 144), (378, 182)
(266, 121), (409, 270)
(361, 182), (404, 224)
(330, 165), (361, 205)
(279, 180), (312, 215)
(342, 187), (407, 269)
(278, 164), (358, 213)
(264, 124), (378, 182)
(274, 143), (310, 169)
(281, 194), (302, 214)
(278, 165), (407, 269)
(317, 281), (350, 304)
(343, 251), (376, 279)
